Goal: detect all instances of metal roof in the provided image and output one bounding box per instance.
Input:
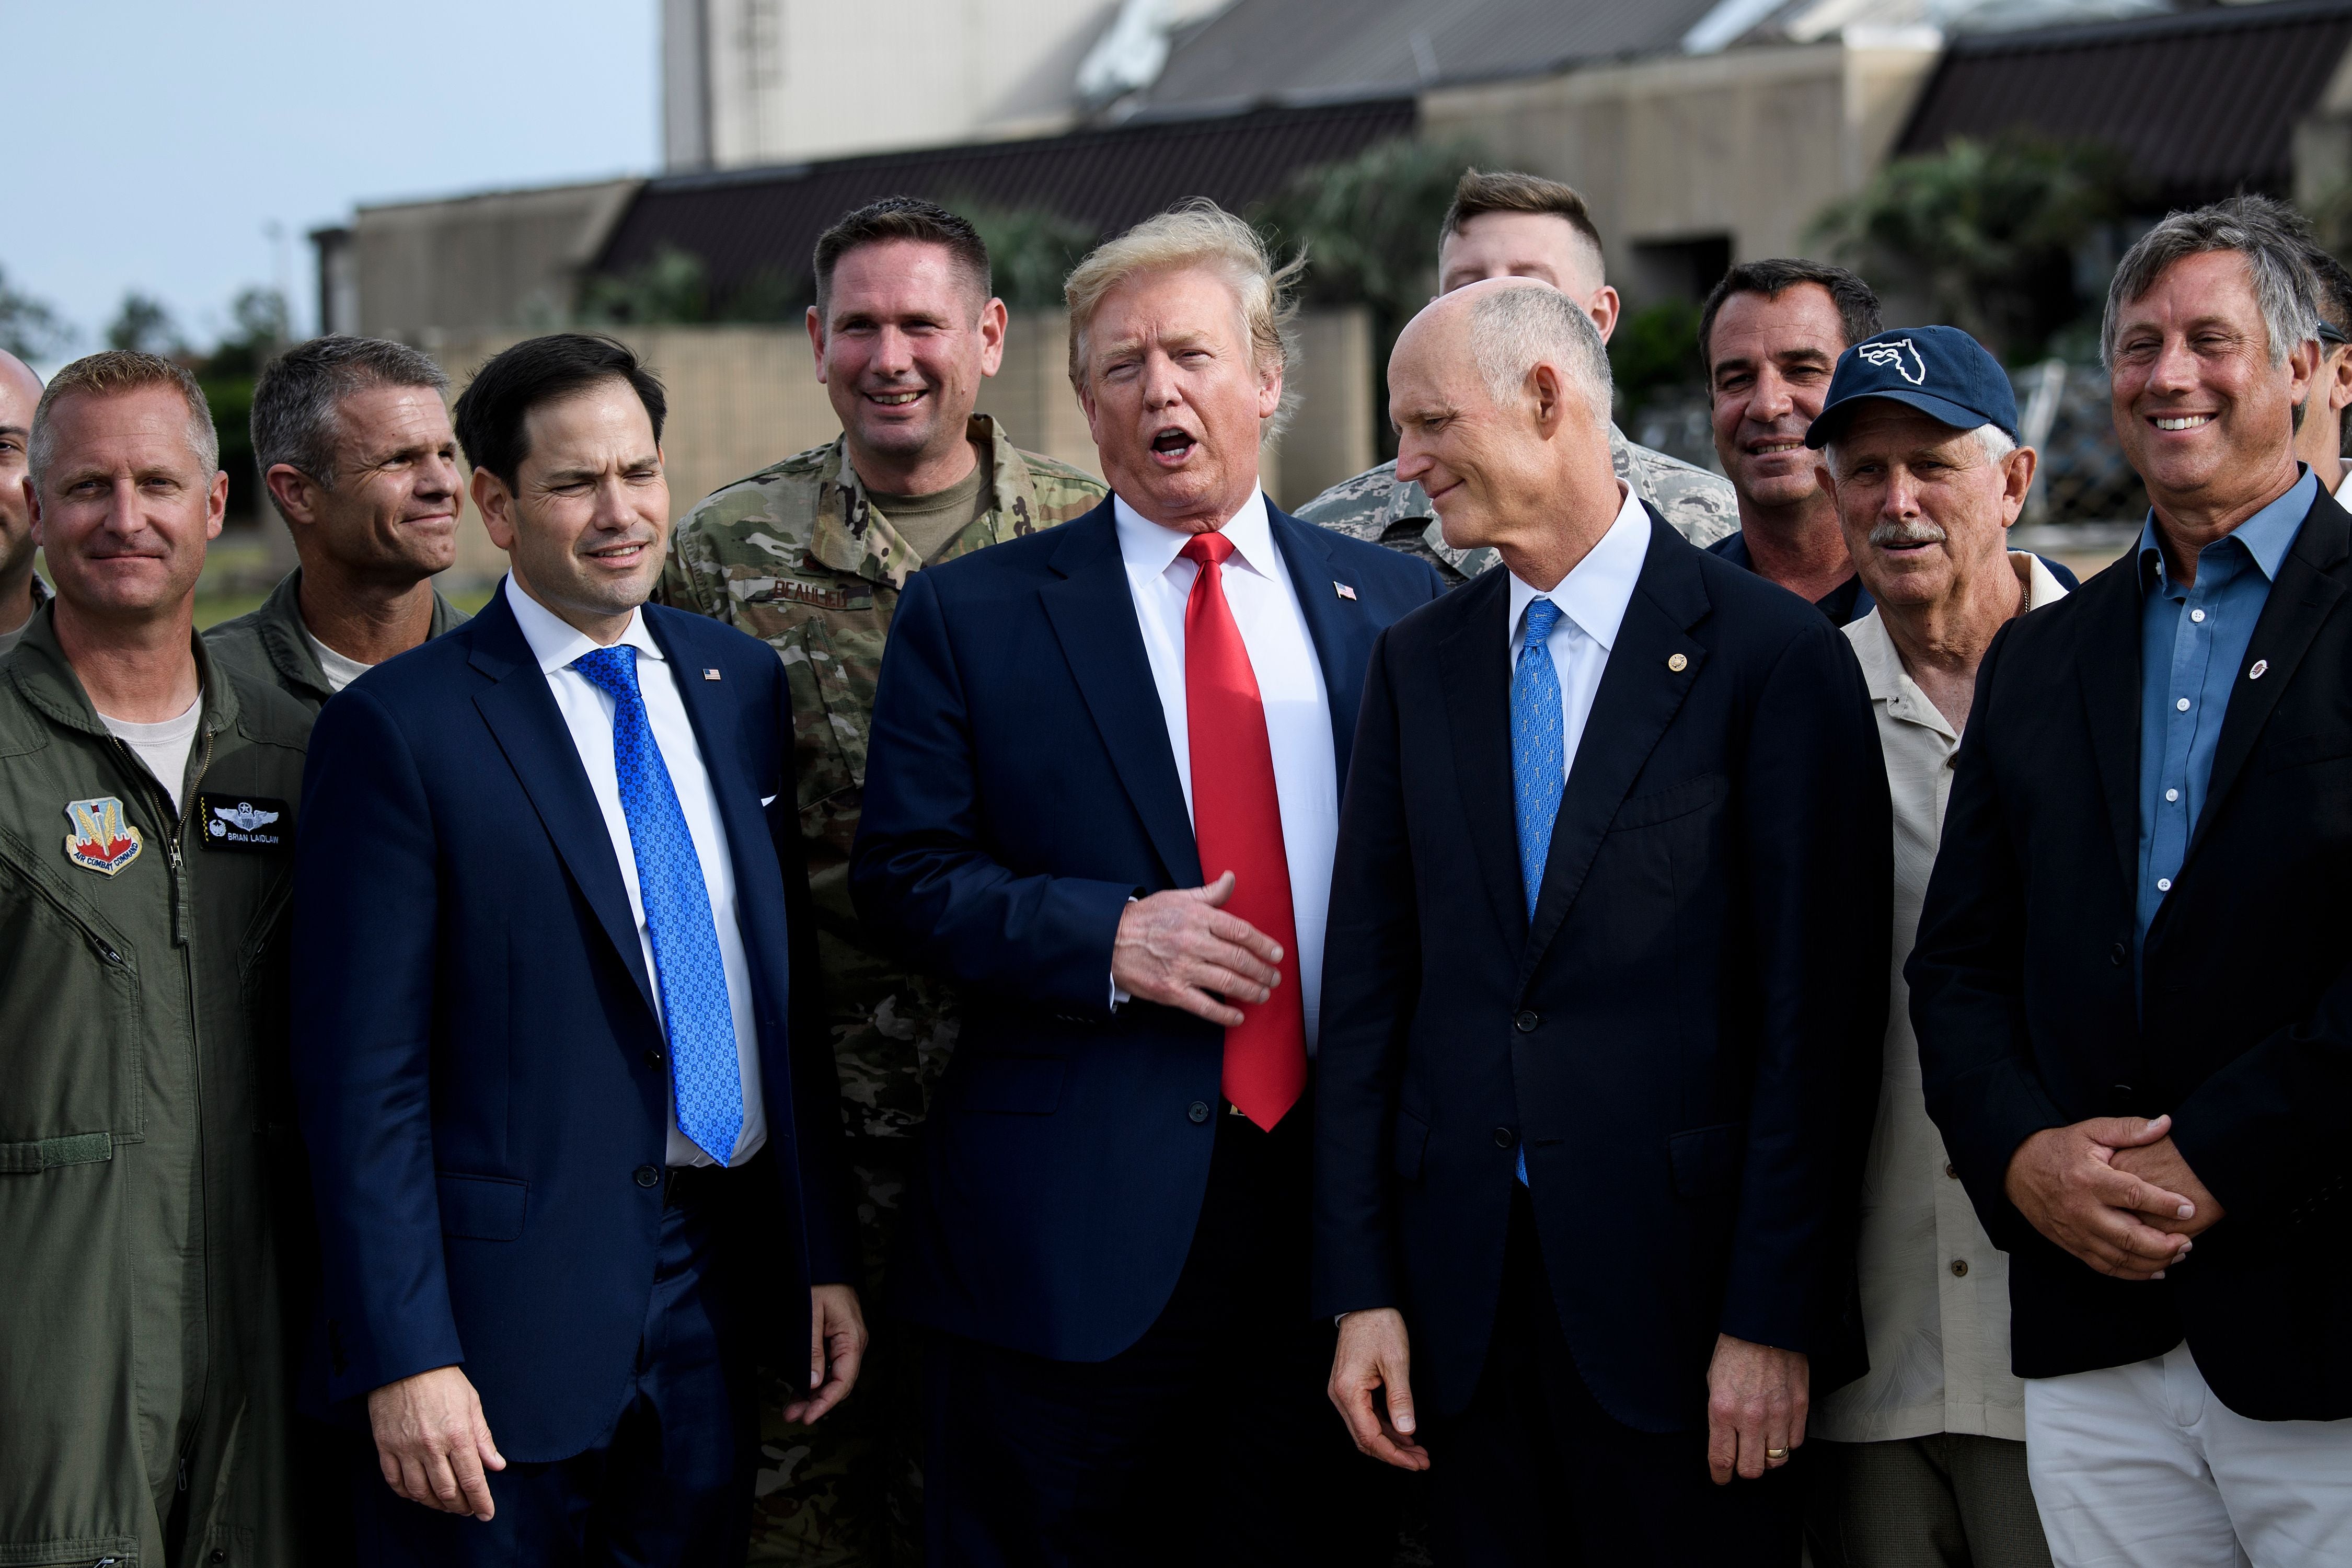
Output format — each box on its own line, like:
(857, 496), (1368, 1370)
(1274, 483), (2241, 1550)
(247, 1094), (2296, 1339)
(1132, 0), (1730, 114)
(1895, 0), (2352, 203)
(594, 98), (1417, 299)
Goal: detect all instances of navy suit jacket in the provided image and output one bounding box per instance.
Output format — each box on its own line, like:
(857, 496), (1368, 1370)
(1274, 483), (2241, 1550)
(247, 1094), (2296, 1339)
(291, 584), (847, 1462)
(849, 498), (1445, 1361)
(1912, 488), (2352, 1420)
(1314, 508), (1892, 1432)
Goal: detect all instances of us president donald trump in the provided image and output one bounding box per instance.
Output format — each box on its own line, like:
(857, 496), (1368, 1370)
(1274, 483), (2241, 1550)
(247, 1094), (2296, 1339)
(850, 201), (1444, 1563)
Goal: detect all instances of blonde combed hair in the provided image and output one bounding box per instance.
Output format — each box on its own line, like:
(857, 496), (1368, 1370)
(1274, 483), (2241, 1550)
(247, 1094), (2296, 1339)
(1063, 200), (1307, 439)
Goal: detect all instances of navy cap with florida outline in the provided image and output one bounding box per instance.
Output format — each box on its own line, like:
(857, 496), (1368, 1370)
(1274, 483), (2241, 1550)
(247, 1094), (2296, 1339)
(1805, 324), (2020, 449)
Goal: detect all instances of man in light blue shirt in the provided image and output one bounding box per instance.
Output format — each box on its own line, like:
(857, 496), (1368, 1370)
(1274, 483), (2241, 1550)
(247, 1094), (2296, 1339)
(2132, 465), (2313, 950)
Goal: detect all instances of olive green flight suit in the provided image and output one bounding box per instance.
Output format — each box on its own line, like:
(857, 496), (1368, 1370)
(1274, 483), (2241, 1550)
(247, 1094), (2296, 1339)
(0, 607), (311, 1567)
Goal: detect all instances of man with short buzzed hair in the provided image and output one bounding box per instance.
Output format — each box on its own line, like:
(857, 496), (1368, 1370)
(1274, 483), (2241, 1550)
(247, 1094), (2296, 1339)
(205, 335), (469, 711)
(0, 348), (49, 659)
(1299, 168), (1736, 584)
(0, 350), (313, 1565)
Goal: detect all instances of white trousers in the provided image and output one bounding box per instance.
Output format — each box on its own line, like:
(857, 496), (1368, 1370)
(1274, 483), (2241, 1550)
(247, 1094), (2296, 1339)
(2024, 1342), (2352, 1567)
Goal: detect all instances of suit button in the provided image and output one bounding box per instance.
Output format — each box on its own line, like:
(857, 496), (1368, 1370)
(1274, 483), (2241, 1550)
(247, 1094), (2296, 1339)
(1188, 1101), (1210, 1124)
(1514, 1011), (1539, 1033)
(2109, 942), (2127, 966)
(1493, 1127), (1516, 1149)
(1945, 1162), (1958, 1180)
(645, 1048), (666, 1067)
(1950, 1259), (1969, 1277)
(633, 1164), (660, 1189)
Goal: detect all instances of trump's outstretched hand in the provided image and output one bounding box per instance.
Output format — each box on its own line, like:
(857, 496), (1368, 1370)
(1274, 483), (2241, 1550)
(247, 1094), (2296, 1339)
(783, 1283), (868, 1425)
(367, 1364), (506, 1520)
(2003, 1113), (2201, 1279)
(1329, 1308), (1431, 1472)
(1706, 1334), (1807, 1484)
(1112, 871), (1284, 1027)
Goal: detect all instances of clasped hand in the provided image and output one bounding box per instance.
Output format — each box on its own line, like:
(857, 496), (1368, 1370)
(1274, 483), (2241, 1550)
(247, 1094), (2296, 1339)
(2002, 1112), (2224, 1281)
(1112, 870), (1284, 1027)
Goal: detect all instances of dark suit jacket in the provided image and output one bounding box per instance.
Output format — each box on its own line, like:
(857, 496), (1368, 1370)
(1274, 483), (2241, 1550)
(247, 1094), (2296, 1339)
(1910, 487), (2352, 1421)
(849, 498), (1445, 1361)
(1314, 507), (1891, 1433)
(290, 584), (847, 1462)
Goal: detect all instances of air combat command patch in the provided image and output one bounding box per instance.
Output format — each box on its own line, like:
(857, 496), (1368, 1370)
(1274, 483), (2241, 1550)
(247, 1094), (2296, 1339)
(64, 796), (143, 876)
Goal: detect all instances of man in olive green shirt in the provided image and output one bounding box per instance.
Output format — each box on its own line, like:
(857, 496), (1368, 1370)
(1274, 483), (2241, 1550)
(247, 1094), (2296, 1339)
(206, 336), (470, 710)
(0, 350), (313, 1566)
(658, 197), (1104, 1566)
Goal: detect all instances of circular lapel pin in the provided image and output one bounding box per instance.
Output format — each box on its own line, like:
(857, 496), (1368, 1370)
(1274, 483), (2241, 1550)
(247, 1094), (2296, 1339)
(1667, 653), (1688, 673)
(2249, 659), (2269, 680)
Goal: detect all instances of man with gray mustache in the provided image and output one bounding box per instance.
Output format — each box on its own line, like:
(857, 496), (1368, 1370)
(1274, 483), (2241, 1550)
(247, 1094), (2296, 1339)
(1804, 325), (2064, 1568)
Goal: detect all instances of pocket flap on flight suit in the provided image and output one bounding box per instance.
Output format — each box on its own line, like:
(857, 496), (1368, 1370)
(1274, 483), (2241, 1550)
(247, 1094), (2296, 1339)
(435, 1172), (528, 1240)
(0, 1131), (114, 1173)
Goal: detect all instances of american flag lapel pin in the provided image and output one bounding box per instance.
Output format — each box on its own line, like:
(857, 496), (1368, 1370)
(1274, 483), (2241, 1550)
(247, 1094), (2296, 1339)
(1334, 581), (1357, 601)
(702, 668), (723, 681)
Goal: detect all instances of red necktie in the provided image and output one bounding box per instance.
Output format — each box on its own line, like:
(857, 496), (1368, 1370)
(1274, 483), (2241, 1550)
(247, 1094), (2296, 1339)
(1179, 531), (1306, 1131)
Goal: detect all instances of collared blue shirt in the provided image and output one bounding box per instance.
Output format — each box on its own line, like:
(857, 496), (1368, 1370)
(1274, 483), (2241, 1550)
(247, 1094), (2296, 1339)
(2134, 467), (2313, 950)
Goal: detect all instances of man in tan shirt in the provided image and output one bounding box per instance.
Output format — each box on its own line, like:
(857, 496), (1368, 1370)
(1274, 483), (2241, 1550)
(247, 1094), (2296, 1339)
(1806, 325), (2067, 1568)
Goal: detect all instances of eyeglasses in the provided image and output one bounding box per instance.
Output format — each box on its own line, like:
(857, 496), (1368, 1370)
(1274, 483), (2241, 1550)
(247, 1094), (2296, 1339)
(2321, 320), (2351, 347)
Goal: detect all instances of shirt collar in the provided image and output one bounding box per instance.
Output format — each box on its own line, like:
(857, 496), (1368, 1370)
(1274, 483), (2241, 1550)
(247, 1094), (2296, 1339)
(1507, 481), (1646, 650)
(2136, 465), (2314, 594)
(1112, 485), (1276, 581)
(1846, 549), (2069, 719)
(503, 575), (664, 677)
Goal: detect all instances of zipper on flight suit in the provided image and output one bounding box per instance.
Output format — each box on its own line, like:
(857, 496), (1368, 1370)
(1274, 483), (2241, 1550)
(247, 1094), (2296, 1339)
(114, 727), (218, 1515)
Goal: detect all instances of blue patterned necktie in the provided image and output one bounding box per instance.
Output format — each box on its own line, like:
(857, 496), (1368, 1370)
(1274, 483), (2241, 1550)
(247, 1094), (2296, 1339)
(571, 645), (744, 1166)
(1510, 597), (1567, 1186)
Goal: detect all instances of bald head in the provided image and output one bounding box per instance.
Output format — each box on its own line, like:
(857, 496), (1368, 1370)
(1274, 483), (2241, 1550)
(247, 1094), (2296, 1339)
(0, 350), (43, 625)
(1388, 279), (1623, 584)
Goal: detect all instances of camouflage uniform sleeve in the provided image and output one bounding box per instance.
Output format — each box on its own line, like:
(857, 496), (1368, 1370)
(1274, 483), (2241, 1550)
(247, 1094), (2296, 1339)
(1297, 462), (1477, 586)
(659, 501), (733, 621)
(1620, 437), (1740, 549)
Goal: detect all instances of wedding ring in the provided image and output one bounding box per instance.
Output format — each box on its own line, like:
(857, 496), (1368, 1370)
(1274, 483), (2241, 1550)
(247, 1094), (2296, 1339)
(1765, 1447), (1789, 1460)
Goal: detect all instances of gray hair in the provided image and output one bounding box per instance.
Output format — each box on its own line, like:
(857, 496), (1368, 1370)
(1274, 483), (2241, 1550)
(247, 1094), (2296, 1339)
(2102, 198), (2321, 371)
(1466, 282), (1614, 420)
(1064, 200), (1306, 439)
(28, 349), (217, 490)
(251, 335), (449, 517)
(1824, 418), (2017, 474)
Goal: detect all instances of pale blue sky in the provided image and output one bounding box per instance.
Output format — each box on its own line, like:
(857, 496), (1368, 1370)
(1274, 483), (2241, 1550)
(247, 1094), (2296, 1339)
(10, 0), (659, 356)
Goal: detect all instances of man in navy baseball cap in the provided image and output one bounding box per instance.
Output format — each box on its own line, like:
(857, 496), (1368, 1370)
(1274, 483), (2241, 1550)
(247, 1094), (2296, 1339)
(1806, 324), (2022, 451)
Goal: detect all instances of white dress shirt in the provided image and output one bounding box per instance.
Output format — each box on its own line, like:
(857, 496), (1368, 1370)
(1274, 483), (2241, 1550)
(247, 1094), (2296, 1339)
(1504, 480), (1648, 783)
(1815, 551), (2067, 1445)
(1113, 487), (1339, 1050)
(505, 578), (767, 1167)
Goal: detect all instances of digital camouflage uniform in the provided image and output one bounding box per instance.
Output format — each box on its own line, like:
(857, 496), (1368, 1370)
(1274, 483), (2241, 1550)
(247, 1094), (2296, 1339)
(655, 414), (1106, 1566)
(1294, 422), (1738, 585)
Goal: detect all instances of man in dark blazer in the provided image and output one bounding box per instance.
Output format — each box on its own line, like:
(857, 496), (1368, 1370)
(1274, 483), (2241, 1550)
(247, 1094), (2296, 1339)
(1316, 279), (1890, 1565)
(850, 205), (1444, 1564)
(1911, 201), (2352, 1564)
(292, 333), (862, 1564)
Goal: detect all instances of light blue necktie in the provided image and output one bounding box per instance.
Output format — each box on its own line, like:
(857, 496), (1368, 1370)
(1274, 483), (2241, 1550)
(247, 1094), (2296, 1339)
(1511, 598), (1567, 1186)
(572, 646), (744, 1166)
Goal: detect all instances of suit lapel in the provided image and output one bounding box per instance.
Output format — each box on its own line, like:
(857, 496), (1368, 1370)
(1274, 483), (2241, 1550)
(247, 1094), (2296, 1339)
(1436, 568), (1528, 948)
(468, 586), (659, 1018)
(1269, 504), (1368, 790)
(2186, 492), (2351, 858)
(1519, 514), (1705, 991)
(1037, 505), (1203, 887)
(2073, 554), (2149, 900)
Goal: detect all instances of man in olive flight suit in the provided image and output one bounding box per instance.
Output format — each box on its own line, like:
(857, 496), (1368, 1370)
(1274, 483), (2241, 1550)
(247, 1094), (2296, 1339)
(658, 197), (1104, 1565)
(0, 351), (312, 1566)
(206, 335), (471, 712)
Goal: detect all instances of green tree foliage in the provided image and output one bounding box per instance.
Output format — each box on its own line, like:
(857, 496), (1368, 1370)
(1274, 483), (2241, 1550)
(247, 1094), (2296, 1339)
(106, 291), (188, 357)
(1811, 134), (2131, 361)
(1252, 135), (1489, 457)
(576, 246), (806, 326)
(1608, 299), (1705, 419)
(0, 266), (72, 361)
(964, 204), (1098, 310)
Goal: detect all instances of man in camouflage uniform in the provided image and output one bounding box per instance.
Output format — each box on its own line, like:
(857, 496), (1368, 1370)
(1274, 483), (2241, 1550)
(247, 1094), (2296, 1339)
(1299, 168), (1737, 583)
(655, 197), (1104, 1566)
